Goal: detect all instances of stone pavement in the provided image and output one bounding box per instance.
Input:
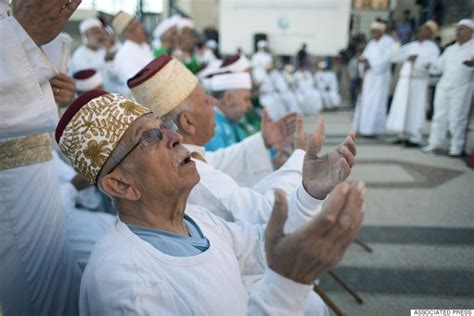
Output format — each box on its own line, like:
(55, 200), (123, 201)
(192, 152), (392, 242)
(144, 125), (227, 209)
(303, 109), (474, 316)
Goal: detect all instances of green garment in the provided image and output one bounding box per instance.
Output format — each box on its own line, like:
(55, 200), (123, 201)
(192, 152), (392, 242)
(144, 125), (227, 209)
(153, 47), (172, 58)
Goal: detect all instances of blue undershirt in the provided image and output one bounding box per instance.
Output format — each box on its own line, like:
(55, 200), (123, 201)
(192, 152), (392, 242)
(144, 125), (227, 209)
(127, 214), (210, 257)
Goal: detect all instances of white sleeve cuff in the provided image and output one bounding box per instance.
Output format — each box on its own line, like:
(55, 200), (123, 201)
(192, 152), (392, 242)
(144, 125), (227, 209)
(249, 268), (311, 315)
(296, 184), (324, 212)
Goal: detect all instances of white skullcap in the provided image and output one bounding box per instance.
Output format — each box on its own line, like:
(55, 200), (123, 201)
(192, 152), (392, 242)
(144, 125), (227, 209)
(458, 19), (474, 30)
(220, 55), (251, 73)
(257, 40), (268, 49)
(206, 39), (217, 49)
(196, 60), (223, 80)
(424, 20), (438, 34)
(153, 15), (180, 39)
(178, 18), (194, 30)
(370, 21), (386, 32)
(112, 11), (134, 36)
(79, 17), (102, 35)
(318, 61), (328, 69)
(211, 72), (252, 92)
(73, 69), (103, 92)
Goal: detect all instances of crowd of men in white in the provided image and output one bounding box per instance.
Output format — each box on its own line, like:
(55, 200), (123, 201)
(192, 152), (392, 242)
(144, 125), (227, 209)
(0, 0), (472, 314)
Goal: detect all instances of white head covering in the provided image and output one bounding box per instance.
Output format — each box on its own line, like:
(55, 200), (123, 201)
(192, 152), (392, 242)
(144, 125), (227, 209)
(73, 69), (104, 92)
(153, 15), (180, 39)
(206, 39), (218, 49)
(211, 72), (252, 92)
(370, 21), (386, 32)
(112, 11), (134, 36)
(318, 61), (328, 69)
(424, 20), (438, 34)
(257, 40), (268, 49)
(79, 17), (103, 35)
(178, 18), (194, 30)
(458, 19), (474, 30)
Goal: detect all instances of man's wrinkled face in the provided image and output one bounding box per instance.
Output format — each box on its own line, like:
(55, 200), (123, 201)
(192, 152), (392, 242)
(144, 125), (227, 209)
(371, 29), (383, 40)
(418, 25), (432, 41)
(125, 18), (147, 43)
(456, 26), (473, 44)
(224, 89), (252, 123)
(162, 27), (179, 49)
(186, 85), (217, 145)
(86, 26), (107, 49)
(118, 114), (199, 199)
(179, 27), (195, 51)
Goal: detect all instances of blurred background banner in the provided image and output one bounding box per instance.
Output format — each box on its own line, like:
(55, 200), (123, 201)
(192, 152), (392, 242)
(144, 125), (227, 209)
(219, 0), (352, 56)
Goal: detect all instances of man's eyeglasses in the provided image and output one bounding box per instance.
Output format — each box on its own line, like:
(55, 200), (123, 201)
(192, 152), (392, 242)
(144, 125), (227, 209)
(107, 121), (178, 174)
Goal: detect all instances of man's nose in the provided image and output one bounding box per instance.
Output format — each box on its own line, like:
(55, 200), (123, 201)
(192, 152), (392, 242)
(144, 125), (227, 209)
(162, 128), (183, 148)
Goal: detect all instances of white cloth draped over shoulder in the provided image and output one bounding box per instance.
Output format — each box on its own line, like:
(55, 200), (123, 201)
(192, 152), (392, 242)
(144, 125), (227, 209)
(0, 12), (81, 315)
(386, 40), (440, 143)
(353, 35), (396, 136)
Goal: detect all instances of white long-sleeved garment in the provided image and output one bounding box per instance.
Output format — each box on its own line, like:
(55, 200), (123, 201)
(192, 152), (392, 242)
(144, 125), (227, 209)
(0, 13), (81, 315)
(0, 16), (58, 140)
(186, 138), (306, 224)
(426, 39), (474, 154)
(111, 39), (153, 96)
(386, 39), (440, 143)
(353, 35), (395, 136)
(80, 185), (324, 315)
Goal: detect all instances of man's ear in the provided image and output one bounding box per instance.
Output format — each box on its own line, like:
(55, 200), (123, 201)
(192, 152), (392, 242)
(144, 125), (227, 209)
(101, 172), (141, 201)
(177, 111), (196, 135)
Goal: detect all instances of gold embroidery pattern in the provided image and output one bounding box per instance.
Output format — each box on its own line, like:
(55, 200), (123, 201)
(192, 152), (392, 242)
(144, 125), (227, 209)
(0, 134), (52, 170)
(59, 93), (151, 183)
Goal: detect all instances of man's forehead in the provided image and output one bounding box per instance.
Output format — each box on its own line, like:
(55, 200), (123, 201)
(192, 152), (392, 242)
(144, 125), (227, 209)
(132, 114), (161, 138)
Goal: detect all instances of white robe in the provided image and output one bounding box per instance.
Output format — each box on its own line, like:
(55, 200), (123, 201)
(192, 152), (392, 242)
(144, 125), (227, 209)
(184, 133), (304, 223)
(386, 40), (440, 143)
(53, 151), (115, 271)
(353, 35), (395, 135)
(270, 70), (302, 114)
(314, 70), (342, 109)
(0, 13), (81, 315)
(427, 39), (474, 154)
(68, 45), (122, 94)
(111, 39), (153, 96)
(80, 186), (325, 315)
(251, 50), (273, 84)
(257, 72), (288, 120)
(293, 70), (323, 115)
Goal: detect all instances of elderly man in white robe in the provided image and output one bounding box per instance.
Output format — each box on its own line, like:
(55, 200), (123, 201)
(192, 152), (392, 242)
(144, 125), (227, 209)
(0, 0), (83, 314)
(110, 11), (153, 96)
(353, 21), (395, 137)
(386, 20), (440, 147)
(69, 17), (108, 74)
(56, 83), (365, 314)
(315, 61), (342, 109)
(422, 19), (474, 157)
(127, 56), (357, 314)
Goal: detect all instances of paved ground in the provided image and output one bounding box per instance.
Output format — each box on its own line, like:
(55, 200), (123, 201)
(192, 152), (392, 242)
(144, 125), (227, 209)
(303, 109), (474, 316)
